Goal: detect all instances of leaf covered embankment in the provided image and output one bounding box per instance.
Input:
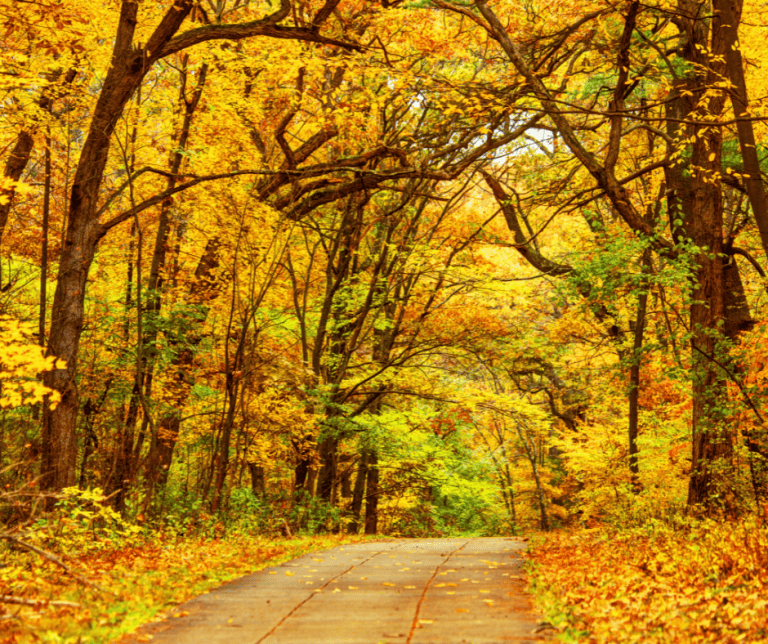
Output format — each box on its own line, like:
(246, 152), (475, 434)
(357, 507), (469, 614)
(0, 527), (367, 644)
(528, 521), (768, 643)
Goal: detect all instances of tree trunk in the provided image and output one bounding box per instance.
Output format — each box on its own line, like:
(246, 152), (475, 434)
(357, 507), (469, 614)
(316, 435), (338, 501)
(671, 0), (735, 510)
(211, 397), (236, 513)
(248, 462), (266, 498)
(712, 0), (768, 262)
(41, 2), (157, 491)
(364, 451), (379, 534)
(349, 451), (368, 533)
(628, 251), (650, 487)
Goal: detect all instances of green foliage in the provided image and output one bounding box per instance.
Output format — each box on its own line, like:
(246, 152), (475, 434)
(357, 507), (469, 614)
(26, 487), (142, 554)
(720, 138), (768, 175)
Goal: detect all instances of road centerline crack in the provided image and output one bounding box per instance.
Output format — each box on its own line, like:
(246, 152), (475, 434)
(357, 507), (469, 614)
(405, 540), (469, 644)
(254, 544), (403, 644)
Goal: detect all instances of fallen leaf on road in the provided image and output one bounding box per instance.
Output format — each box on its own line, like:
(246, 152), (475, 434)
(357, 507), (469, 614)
(456, 608), (469, 613)
(383, 582), (395, 586)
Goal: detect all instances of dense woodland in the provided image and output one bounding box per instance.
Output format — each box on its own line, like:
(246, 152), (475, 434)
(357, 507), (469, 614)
(2, 0), (768, 545)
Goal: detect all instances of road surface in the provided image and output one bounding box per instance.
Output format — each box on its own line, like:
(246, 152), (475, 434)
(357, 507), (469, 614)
(118, 537), (549, 644)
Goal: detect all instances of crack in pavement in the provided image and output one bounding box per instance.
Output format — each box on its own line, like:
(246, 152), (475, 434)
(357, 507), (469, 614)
(255, 543), (407, 644)
(117, 538), (548, 644)
(405, 540), (469, 644)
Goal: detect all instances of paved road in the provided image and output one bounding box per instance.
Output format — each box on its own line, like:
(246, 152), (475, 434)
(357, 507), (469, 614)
(119, 537), (547, 644)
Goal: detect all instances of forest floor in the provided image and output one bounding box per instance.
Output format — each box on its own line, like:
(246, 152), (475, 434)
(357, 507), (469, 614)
(527, 518), (768, 644)
(116, 537), (545, 644)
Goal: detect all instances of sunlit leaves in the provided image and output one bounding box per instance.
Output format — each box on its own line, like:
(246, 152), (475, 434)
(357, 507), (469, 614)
(0, 315), (62, 409)
(530, 521), (768, 644)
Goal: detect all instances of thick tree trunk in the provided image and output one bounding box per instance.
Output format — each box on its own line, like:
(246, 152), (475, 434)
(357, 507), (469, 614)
(41, 2), (154, 491)
(671, 0), (736, 510)
(712, 0), (768, 262)
(687, 197), (731, 508)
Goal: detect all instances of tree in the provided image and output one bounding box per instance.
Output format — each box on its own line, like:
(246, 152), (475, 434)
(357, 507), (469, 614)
(435, 0), (765, 511)
(38, 0), (359, 491)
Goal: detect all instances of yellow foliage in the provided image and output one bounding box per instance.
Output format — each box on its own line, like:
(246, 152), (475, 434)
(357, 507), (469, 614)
(0, 315), (62, 409)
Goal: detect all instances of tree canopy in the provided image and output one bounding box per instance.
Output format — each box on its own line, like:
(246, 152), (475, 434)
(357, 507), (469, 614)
(2, 0), (768, 541)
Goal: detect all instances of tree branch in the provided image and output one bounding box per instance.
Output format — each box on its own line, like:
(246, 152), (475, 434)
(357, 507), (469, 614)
(157, 10), (360, 60)
(0, 533), (107, 593)
(480, 170), (573, 276)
